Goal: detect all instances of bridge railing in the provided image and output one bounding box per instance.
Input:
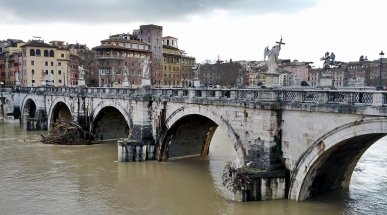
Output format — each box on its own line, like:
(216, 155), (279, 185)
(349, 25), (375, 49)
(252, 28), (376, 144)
(11, 86), (141, 97)
(280, 90), (376, 105)
(152, 87), (387, 106)
(9, 86), (387, 106)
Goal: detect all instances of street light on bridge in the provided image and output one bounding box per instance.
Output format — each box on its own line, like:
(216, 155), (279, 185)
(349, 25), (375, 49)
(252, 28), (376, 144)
(377, 51), (384, 90)
(0, 81), (4, 120)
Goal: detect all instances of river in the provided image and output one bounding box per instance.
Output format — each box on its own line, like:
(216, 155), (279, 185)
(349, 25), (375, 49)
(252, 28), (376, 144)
(0, 122), (386, 215)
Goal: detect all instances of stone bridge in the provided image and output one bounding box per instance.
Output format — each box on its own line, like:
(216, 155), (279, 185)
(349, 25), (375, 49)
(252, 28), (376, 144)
(2, 86), (387, 202)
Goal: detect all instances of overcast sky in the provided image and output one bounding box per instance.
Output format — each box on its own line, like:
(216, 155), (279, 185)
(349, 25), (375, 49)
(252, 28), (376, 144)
(0, 0), (386, 67)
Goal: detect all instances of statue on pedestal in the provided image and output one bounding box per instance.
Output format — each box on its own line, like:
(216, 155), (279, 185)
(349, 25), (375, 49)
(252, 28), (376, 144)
(78, 65), (85, 80)
(121, 66), (129, 87)
(319, 52), (338, 87)
(15, 72), (20, 86)
(49, 73), (54, 86)
(41, 70), (47, 86)
(320, 52), (336, 71)
(264, 37), (285, 74)
(77, 65), (86, 87)
(262, 37), (285, 87)
(192, 63), (200, 80)
(141, 58), (151, 79)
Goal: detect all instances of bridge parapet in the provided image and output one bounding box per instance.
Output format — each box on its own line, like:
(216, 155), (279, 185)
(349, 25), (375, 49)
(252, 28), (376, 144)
(4, 86), (387, 201)
(10, 87), (387, 107)
(152, 88), (386, 104)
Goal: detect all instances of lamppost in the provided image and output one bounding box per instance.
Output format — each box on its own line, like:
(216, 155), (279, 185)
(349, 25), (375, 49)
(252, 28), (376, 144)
(377, 51), (384, 90)
(0, 81), (4, 120)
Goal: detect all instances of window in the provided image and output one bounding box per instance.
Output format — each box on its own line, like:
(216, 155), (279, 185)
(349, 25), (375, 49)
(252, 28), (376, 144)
(58, 62), (61, 66)
(31, 61), (34, 65)
(58, 70), (61, 75)
(32, 80), (35, 83)
(32, 69), (35, 75)
(51, 62), (54, 66)
(30, 49), (35, 56)
(45, 70), (48, 75)
(59, 80), (62, 83)
(61, 53), (64, 57)
(36, 49), (41, 56)
(51, 70), (54, 74)
(44, 50), (49, 57)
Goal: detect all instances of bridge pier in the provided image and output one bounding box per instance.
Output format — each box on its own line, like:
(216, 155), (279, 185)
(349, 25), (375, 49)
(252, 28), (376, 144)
(239, 128), (289, 201)
(6, 86), (387, 202)
(21, 108), (48, 131)
(117, 139), (155, 162)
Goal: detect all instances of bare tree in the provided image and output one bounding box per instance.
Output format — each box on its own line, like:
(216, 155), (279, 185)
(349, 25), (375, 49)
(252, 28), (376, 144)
(97, 59), (124, 87)
(77, 50), (99, 87)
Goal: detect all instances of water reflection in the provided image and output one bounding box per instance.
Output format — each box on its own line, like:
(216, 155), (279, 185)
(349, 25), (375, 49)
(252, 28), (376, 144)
(0, 123), (386, 215)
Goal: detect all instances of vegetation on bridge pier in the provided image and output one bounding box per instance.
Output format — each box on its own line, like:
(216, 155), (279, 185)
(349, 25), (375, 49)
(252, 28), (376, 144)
(222, 161), (254, 193)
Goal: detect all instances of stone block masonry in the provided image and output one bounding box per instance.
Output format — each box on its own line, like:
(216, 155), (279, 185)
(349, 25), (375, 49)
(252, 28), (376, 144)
(118, 139), (155, 162)
(4, 86), (387, 202)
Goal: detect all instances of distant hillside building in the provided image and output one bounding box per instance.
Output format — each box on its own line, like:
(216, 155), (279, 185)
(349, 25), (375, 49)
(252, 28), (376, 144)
(278, 60), (311, 86)
(309, 58), (385, 88)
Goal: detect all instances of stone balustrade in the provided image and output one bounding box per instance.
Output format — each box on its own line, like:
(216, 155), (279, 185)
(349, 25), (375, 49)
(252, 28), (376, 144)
(9, 86), (387, 107)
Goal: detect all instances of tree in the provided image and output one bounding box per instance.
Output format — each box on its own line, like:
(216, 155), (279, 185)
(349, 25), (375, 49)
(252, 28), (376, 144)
(77, 50), (99, 87)
(97, 59), (124, 87)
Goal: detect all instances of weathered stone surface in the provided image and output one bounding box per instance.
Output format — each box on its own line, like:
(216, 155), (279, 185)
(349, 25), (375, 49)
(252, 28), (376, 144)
(4, 86), (387, 202)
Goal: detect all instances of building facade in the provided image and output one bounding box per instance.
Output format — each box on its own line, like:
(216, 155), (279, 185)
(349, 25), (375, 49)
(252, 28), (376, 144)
(20, 39), (70, 87)
(0, 39), (25, 86)
(162, 37), (181, 87)
(137, 25), (163, 86)
(93, 34), (152, 87)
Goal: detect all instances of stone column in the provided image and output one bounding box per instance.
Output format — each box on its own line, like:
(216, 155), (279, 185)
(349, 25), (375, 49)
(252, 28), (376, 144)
(35, 108), (48, 131)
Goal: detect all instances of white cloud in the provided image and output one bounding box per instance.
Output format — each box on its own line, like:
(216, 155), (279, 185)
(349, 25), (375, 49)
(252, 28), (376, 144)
(1, 0), (386, 66)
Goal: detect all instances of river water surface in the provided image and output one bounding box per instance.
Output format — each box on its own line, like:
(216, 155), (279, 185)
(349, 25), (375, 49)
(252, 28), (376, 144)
(0, 122), (386, 215)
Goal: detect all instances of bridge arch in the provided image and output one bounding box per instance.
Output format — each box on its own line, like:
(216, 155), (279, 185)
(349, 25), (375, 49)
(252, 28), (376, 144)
(47, 98), (74, 128)
(22, 98), (37, 118)
(48, 101), (72, 127)
(91, 104), (131, 141)
(159, 105), (245, 165)
(289, 117), (387, 201)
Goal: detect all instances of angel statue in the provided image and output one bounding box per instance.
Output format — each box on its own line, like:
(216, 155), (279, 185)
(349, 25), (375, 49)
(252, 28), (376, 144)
(263, 37), (285, 74)
(78, 65), (85, 79)
(192, 63), (200, 80)
(141, 58), (151, 79)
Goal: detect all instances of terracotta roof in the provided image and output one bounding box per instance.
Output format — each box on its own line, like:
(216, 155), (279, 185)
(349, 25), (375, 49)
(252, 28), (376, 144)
(21, 40), (54, 48)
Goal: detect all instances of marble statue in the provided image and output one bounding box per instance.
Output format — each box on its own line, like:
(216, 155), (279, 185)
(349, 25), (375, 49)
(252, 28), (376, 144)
(320, 52), (336, 70)
(192, 63), (200, 80)
(15, 72), (20, 82)
(49, 73), (54, 85)
(141, 58), (151, 79)
(78, 65), (85, 79)
(264, 37), (285, 74)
